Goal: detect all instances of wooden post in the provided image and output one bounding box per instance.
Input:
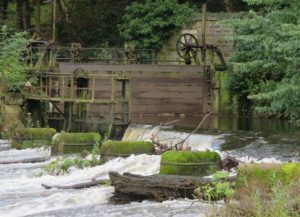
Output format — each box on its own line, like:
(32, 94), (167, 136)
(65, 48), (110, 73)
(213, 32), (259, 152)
(107, 78), (116, 138)
(125, 80), (131, 123)
(61, 76), (65, 99)
(40, 76), (43, 99)
(35, 0), (41, 33)
(49, 76), (52, 97)
(202, 4), (207, 64)
(52, 0), (56, 42)
(71, 75), (74, 100)
(91, 78), (95, 102)
(202, 4), (207, 46)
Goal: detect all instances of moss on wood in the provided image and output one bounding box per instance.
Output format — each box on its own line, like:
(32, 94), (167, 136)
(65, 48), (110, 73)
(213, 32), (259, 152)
(100, 141), (155, 162)
(52, 132), (101, 154)
(11, 128), (57, 149)
(160, 151), (222, 176)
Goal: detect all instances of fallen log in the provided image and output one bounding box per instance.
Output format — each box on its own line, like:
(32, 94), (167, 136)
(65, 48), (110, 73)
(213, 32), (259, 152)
(0, 156), (50, 164)
(109, 172), (236, 204)
(42, 178), (109, 190)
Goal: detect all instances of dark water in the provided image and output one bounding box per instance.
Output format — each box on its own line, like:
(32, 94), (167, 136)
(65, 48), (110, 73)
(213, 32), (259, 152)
(132, 115), (300, 162)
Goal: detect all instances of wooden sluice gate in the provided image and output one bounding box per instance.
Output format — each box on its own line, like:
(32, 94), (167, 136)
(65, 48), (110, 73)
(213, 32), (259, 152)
(26, 63), (211, 133)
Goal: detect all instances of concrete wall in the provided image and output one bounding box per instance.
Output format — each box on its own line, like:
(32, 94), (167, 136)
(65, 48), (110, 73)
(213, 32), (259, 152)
(158, 13), (234, 64)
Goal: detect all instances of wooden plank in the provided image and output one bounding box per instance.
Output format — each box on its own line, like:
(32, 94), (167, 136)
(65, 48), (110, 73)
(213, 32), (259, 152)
(59, 63), (205, 74)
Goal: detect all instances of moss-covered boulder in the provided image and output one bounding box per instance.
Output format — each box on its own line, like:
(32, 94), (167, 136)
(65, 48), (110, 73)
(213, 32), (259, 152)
(52, 132), (101, 154)
(160, 151), (222, 176)
(100, 141), (155, 162)
(11, 128), (57, 149)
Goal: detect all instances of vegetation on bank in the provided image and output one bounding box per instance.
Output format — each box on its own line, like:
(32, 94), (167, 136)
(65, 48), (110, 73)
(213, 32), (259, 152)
(218, 163), (300, 217)
(0, 0), (247, 47)
(226, 0), (300, 124)
(0, 25), (31, 92)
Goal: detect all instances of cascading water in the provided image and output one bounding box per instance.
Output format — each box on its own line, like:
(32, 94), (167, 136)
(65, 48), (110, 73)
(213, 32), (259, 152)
(1, 124), (299, 217)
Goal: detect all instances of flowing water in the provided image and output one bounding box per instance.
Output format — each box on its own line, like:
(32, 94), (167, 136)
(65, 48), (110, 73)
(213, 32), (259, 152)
(1, 120), (300, 217)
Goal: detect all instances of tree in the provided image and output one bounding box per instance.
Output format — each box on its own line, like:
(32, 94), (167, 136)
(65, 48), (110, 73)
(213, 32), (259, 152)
(119, 0), (195, 51)
(226, 0), (300, 122)
(0, 26), (31, 92)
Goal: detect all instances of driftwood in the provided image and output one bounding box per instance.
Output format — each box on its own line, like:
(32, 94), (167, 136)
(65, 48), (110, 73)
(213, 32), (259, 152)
(42, 178), (109, 190)
(151, 112), (212, 153)
(0, 156), (50, 164)
(109, 172), (236, 204)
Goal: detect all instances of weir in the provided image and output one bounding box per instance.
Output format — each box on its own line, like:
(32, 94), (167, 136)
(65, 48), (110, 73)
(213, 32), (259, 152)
(24, 45), (215, 133)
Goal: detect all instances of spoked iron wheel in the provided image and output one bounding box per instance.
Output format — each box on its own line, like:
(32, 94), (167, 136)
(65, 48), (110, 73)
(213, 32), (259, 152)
(176, 33), (199, 64)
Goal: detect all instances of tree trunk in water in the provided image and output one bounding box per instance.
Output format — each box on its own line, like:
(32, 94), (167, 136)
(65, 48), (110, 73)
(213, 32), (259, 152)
(42, 178), (109, 190)
(109, 172), (236, 204)
(0, 156), (50, 164)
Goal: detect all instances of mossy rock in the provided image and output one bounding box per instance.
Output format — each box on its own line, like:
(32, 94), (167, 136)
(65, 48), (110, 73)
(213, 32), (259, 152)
(100, 141), (155, 162)
(236, 163), (300, 190)
(160, 151), (222, 177)
(11, 128), (57, 149)
(52, 132), (101, 154)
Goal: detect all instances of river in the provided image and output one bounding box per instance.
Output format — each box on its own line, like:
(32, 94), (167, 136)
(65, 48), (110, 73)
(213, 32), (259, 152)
(0, 120), (299, 217)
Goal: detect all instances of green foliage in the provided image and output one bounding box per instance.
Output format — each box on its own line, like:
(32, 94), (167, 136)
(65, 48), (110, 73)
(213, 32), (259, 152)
(225, 1), (300, 121)
(0, 25), (31, 92)
(160, 150), (221, 176)
(119, 0), (195, 51)
(221, 163), (300, 217)
(45, 145), (102, 175)
(58, 0), (133, 46)
(52, 132), (101, 154)
(195, 171), (235, 201)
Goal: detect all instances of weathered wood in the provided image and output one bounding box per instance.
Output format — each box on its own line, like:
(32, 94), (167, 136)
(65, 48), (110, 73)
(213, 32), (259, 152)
(42, 178), (109, 190)
(0, 156), (50, 164)
(109, 172), (236, 204)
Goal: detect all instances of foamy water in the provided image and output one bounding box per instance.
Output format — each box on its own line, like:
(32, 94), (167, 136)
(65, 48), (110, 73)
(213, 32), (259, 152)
(1, 124), (297, 217)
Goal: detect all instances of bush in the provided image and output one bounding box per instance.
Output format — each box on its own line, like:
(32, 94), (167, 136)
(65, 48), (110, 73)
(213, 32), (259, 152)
(52, 132), (101, 154)
(225, 0), (300, 121)
(160, 150), (221, 176)
(100, 140), (155, 162)
(221, 163), (300, 217)
(0, 25), (31, 92)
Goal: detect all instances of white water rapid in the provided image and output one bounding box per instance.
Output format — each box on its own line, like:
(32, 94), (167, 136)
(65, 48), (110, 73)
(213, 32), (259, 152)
(1, 124), (295, 217)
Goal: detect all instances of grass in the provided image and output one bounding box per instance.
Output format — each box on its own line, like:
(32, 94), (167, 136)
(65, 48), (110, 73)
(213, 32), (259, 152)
(215, 163), (300, 217)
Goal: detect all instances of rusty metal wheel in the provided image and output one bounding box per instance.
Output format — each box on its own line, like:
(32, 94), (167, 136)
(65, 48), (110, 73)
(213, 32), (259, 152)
(176, 33), (198, 63)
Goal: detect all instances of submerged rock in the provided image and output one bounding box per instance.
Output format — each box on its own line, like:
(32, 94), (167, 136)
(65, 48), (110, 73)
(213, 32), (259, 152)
(11, 128), (57, 149)
(100, 141), (155, 162)
(160, 150), (222, 176)
(52, 132), (101, 154)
